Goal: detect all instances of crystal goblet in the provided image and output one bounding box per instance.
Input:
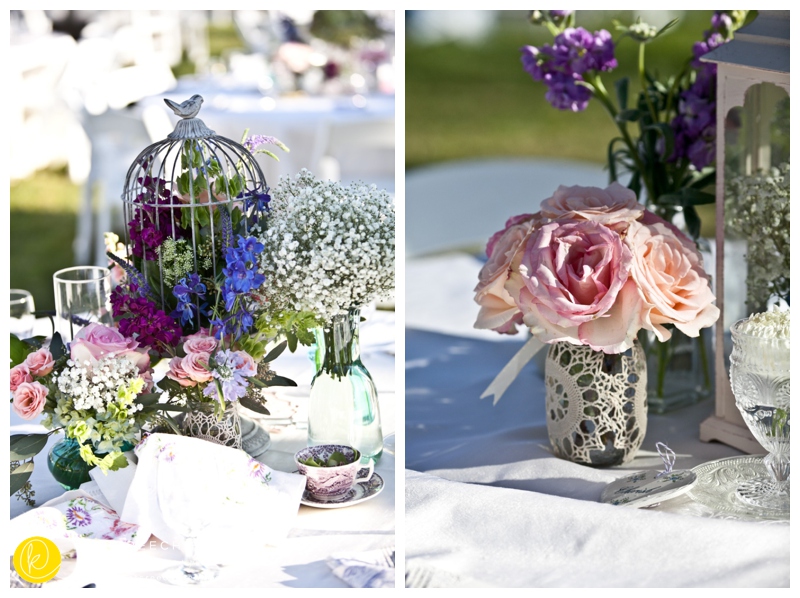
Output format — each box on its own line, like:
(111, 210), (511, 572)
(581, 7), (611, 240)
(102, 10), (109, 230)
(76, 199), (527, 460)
(729, 318), (790, 513)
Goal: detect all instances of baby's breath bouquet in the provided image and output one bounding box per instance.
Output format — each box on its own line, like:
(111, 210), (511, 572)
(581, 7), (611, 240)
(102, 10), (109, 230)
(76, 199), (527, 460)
(725, 162), (790, 312)
(254, 169), (394, 461)
(255, 169), (395, 348)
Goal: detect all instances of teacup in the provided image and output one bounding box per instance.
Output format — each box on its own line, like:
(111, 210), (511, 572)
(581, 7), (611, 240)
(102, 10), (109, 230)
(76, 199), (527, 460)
(295, 444), (374, 500)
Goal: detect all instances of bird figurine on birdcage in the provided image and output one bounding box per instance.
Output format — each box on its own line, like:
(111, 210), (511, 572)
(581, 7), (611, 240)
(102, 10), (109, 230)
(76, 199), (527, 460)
(107, 95), (294, 449)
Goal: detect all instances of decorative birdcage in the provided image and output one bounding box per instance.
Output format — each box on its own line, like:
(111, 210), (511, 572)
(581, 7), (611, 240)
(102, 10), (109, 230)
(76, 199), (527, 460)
(120, 95), (269, 321)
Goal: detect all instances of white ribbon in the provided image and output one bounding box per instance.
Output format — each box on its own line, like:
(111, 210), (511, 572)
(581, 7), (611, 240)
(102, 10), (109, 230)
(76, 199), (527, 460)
(480, 335), (545, 405)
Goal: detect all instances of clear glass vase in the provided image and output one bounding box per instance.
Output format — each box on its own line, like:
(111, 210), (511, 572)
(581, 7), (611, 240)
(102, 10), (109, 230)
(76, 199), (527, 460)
(308, 308), (383, 461)
(729, 319), (790, 513)
(640, 328), (713, 414)
(544, 341), (648, 466)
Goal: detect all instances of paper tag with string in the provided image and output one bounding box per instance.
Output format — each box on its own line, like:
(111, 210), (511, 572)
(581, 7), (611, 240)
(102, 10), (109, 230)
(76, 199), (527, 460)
(600, 442), (698, 508)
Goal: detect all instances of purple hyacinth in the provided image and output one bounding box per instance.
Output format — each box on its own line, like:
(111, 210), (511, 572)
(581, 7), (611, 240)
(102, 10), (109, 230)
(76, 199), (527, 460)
(521, 26), (616, 112)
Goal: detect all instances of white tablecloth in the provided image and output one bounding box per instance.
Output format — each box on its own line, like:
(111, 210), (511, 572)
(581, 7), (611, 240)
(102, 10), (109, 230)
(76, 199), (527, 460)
(405, 254), (789, 588)
(9, 311), (395, 588)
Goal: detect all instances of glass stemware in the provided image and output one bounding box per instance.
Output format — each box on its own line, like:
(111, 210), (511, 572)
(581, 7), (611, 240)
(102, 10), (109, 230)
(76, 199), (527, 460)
(10, 289), (35, 339)
(729, 319), (790, 513)
(156, 453), (221, 584)
(52, 266), (113, 342)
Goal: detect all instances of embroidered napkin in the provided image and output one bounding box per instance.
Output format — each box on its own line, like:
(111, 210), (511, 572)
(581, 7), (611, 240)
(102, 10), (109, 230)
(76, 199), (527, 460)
(121, 433), (306, 563)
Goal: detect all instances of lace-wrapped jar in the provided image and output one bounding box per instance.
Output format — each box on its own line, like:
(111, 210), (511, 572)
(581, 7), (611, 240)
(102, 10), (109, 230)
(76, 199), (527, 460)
(544, 341), (647, 466)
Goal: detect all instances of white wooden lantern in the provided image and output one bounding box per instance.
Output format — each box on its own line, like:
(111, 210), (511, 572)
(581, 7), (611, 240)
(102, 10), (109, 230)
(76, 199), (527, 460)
(699, 11), (790, 453)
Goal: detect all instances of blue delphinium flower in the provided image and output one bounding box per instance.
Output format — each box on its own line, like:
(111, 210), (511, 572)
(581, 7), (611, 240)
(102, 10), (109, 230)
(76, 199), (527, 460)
(213, 235), (265, 340)
(172, 273), (208, 326)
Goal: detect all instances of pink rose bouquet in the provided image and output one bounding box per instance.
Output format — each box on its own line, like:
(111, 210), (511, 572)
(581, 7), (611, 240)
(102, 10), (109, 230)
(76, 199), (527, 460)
(163, 332), (284, 416)
(9, 324), (183, 480)
(475, 182), (719, 354)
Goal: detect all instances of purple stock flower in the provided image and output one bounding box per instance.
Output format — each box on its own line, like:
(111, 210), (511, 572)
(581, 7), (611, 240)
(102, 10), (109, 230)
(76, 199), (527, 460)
(549, 10), (572, 18)
(127, 175), (186, 260)
(544, 72), (592, 112)
(521, 27), (616, 112)
(711, 11), (733, 35)
(669, 12), (733, 170)
(113, 289), (182, 350)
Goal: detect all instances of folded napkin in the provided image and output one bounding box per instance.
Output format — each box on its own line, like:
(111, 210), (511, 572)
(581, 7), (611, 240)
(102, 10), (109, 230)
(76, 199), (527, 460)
(327, 547), (395, 588)
(121, 433), (306, 564)
(8, 494), (143, 587)
(10, 490), (148, 549)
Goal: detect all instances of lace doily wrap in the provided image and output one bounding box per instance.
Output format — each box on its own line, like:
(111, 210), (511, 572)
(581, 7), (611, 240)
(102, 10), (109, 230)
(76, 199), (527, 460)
(183, 404), (243, 450)
(545, 341), (648, 466)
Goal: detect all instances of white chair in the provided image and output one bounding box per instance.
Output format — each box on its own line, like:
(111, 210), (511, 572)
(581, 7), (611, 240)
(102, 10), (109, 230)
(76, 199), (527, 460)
(405, 157), (609, 257)
(73, 108), (154, 266)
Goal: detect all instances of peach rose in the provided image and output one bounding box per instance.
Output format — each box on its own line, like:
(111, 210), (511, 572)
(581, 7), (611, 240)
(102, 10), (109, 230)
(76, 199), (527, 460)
(24, 348), (55, 377)
(474, 214), (543, 334)
(540, 182), (644, 230)
(508, 219), (642, 353)
(183, 335), (217, 355)
(625, 220), (720, 341)
(10, 364), (33, 392)
(12, 381), (48, 420)
(166, 356), (197, 387)
(182, 352), (213, 383)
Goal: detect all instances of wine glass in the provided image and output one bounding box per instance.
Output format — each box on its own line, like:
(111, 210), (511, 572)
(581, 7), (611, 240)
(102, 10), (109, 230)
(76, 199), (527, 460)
(156, 454), (221, 584)
(10, 289), (35, 339)
(52, 267), (113, 342)
(729, 319), (790, 513)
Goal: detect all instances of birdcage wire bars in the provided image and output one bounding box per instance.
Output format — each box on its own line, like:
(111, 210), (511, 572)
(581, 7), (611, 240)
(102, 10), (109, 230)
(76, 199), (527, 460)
(120, 103), (269, 321)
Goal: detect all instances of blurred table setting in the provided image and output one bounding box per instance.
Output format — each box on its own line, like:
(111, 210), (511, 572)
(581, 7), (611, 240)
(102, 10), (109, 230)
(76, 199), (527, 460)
(10, 310), (395, 588)
(404, 159), (789, 588)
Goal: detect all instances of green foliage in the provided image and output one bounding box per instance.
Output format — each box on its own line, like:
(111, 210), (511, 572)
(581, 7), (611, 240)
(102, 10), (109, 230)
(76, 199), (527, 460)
(10, 433), (50, 461)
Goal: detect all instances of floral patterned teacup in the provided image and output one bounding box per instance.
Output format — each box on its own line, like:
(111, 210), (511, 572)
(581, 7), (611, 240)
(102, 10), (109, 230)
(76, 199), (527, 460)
(295, 444), (374, 500)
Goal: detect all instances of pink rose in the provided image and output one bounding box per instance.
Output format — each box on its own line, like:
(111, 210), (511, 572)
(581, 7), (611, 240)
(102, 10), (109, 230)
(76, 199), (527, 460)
(234, 351), (257, 378)
(12, 381), (48, 420)
(474, 215), (542, 334)
(182, 352), (213, 383)
(183, 335), (217, 355)
(508, 219), (642, 353)
(626, 220), (720, 341)
(540, 182), (644, 230)
(70, 323), (150, 373)
(10, 364), (33, 392)
(166, 356), (197, 387)
(24, 348), (55, 377)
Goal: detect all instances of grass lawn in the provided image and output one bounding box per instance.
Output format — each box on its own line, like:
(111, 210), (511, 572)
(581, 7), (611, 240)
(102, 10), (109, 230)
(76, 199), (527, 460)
(406, 10), (716, 170)
(10, 169), (81, 313)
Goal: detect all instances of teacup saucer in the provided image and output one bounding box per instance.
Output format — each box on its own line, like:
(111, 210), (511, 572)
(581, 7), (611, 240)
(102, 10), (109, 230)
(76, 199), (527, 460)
(298, 471), (385, 509)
